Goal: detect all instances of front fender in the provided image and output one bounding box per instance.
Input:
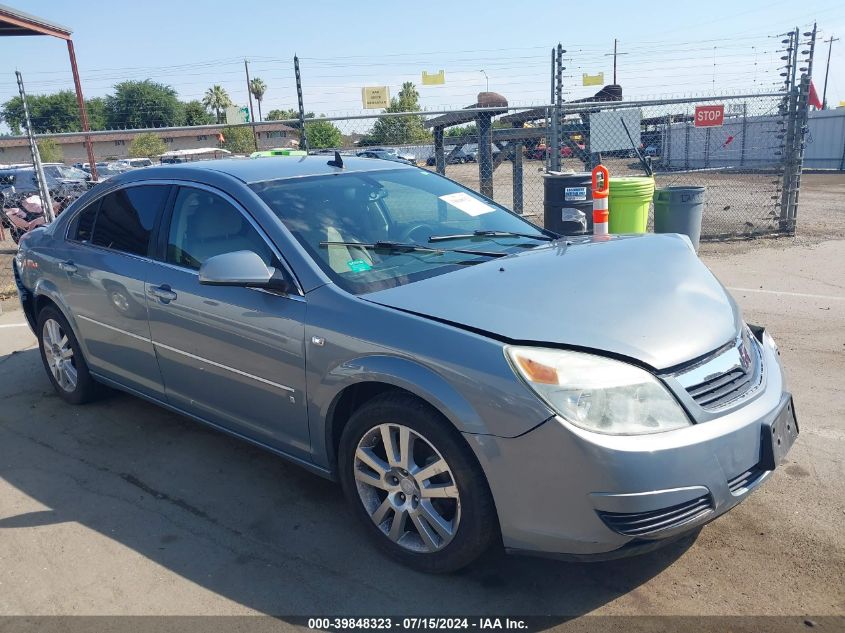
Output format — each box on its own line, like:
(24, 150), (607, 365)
(332, 353), (485, 431)
(309, 353), (488, 471)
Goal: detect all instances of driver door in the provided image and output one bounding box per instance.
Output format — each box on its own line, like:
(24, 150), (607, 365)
(145, 185), (310, 458)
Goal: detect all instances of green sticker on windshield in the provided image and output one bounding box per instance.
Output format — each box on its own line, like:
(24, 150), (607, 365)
(347, 259), (372, 272)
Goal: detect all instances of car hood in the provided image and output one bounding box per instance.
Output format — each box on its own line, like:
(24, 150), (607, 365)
(364, 234), (740, 370)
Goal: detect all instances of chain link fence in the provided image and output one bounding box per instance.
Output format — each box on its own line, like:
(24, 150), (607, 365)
(310, 91), (789, 239)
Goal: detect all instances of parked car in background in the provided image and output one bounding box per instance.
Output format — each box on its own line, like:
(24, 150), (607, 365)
(86, 163), (131, 183)
(357, 148), (415, 165)
(115, 158), (154, 169)
(425, 147), (474, 166)
(2, 164), (90, 201)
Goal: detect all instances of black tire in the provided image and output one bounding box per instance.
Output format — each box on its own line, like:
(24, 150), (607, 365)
(37, 305), (101, 404)
(339, 392), (498, 573)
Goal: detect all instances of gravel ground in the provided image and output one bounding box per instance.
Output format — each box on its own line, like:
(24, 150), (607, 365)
(0, 172), (842, 621)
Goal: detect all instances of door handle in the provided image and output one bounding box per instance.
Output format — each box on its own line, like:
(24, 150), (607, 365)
(148, 284), (177, 303)
(58, 260), (78, 274)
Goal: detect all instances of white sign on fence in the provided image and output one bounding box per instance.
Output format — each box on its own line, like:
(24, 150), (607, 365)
(589, 108), (642, 153)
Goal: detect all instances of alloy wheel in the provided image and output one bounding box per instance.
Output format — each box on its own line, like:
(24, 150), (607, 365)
(42, 318), (77, 392)
(353, 423), (461, 553)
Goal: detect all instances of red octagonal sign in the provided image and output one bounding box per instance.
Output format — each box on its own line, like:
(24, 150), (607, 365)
(695, 104), (724, 127)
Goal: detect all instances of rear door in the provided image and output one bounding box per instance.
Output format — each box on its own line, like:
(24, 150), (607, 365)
(144, 184), (310, 458)
(59, 184), (171, 397)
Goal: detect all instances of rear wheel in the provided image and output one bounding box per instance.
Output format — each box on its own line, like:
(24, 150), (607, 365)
(339, 392), (498, 573)
(37, 306), (101, 404)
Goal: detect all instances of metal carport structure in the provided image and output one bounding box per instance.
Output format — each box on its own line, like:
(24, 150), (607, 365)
(0, 3), (97, 180)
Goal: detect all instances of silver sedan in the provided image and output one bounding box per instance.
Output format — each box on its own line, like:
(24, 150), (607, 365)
(13, 156), (797, 572)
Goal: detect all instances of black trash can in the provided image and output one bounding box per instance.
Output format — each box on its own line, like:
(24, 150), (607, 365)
(544, 171), (593, 234)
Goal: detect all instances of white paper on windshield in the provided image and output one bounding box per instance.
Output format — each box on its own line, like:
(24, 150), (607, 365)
(439, 192), (495, 217)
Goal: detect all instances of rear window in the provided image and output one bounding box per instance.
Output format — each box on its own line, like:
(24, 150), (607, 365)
(68, 200), (100, 242)
(90, 185), (169, 256)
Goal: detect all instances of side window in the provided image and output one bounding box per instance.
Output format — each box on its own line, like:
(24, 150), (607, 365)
(68, 199), (100, 242)
(91, 186), (169, 256)
(166, 187), (278, 271)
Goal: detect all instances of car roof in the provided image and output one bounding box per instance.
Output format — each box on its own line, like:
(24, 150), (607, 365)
(110, 155), (413, 185)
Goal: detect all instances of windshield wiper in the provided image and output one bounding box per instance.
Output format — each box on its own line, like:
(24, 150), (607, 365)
(428, 229), (554, 243)
(319, 240), (506, 258)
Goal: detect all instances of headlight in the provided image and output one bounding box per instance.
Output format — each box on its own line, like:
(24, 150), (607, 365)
(505, 346), (691, 435)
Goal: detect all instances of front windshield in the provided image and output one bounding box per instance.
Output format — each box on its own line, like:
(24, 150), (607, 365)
(251, 168), (549, 294)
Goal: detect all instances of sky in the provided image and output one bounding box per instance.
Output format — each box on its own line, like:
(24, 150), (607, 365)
(0, 0), (843, 132)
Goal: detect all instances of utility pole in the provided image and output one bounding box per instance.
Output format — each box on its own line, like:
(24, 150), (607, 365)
(822, 35), (839, 109)
(294, 55), (308, 152)
(244, 59), (258, 150)
(604, 39), (628, 84)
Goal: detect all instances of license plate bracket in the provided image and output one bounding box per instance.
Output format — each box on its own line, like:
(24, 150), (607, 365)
(760, 397), (799, 471)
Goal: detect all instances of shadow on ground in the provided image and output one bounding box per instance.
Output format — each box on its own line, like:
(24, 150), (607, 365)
(0, 347), (695, 619)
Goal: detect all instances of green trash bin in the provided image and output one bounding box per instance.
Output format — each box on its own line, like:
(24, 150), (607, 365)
(608, 176), (654, 234)
(653, 186), (706, 251)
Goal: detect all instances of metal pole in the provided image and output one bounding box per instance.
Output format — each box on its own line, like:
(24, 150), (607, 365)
(67, 39), (97, 182)
(613, 38), (617, 84)
(433, 126), (445, 175)
(548, 48), (556, 173)
(15, 71), (53, 222)
(740, 102), (747, 167)
(244, 59), (258, 150)
(478, 114), (494, 199)
(551, 44), (563, 172)
(294, 55), (308, 152)
(790, 22), (818, 230)
(821, 35), (838, 109)
(512, 126), (524, 214)
(779, 29), (799, 229)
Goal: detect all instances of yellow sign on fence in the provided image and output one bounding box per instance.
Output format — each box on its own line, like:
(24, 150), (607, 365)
(422, 70), (445, 85)
(362, 86), (390, 109)
(582, 72), (604, 86)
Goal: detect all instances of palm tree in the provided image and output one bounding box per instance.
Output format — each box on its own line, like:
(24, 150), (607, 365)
(249, 77), (267, 122)
(202, 85), (233, 124)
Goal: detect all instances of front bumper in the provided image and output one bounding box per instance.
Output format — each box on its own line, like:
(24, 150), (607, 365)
(464, 329), (792, 558)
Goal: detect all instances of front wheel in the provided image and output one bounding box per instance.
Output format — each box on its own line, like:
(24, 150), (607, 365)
(339, 392), (498, 573)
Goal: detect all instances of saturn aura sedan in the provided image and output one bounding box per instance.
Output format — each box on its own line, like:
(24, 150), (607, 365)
(13, 156), (798, 573)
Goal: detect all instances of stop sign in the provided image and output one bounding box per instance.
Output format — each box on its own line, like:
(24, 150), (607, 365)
(695, 105), (724, 127)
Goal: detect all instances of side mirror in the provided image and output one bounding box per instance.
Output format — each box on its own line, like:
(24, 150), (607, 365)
(198, 250), (288, 291)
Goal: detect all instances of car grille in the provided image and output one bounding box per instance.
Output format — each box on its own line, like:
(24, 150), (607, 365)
(727, 464), (767, 495)
(675, 328), (763, 411)
(687, 366), (755, 409)
(597, 494), (714, 537)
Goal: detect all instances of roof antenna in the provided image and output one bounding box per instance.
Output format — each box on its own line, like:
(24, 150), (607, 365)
(327, 151), (344, 168)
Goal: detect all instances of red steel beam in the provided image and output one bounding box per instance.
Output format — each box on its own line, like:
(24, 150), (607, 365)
(66, 39), (97, 181)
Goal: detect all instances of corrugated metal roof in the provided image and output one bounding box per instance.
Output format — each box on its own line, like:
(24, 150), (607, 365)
(0, 4), (72, 38)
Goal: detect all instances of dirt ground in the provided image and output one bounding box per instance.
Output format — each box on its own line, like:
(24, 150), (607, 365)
(0, 175), (843, 621)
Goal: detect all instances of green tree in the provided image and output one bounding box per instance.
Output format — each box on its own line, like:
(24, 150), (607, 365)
(305, 118), (342, 148)
(203, 85), (233, 124)
(86, 97), (107, 130)
(249, 78), (267, 122)
(129, 132), (166, 158)
(183, 100), (214, 126)
(1, 91), (80, 134)
(221, 125), (256, 154)
(37, 138), (63, 163)
(106, 80), (183, 129)
(369, 82), (430, 145)
(266, 108), (314, 126)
